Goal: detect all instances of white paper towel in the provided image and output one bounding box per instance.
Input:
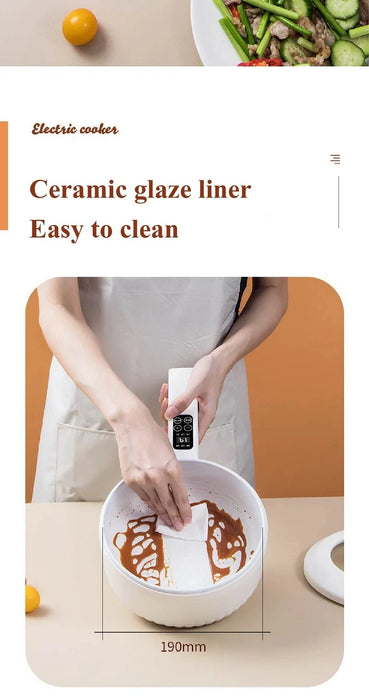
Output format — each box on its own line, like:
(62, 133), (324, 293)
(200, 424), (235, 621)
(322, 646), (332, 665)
(160, 538), (213, 590)
(155, 503), (214, 590)
(156, 503), (209, 541)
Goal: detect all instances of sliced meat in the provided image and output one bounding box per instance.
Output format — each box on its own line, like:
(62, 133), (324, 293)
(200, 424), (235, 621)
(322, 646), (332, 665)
(270, 20), (290, 40)
(248, 43), (259, 55)
(289, 45), (309, 63)
(245, 7), (264, 18)
(310, 38), (331, 65)
(251, 15), (262, 35)
(359, 0), (369, 23)
(232, 16), (247, 38)
(298, 12), (331, 64)
(299, 16), (318, 39)
(315, 17), (329, 42)
(325, 28), (336, 47)
(268, 36), (282, 58)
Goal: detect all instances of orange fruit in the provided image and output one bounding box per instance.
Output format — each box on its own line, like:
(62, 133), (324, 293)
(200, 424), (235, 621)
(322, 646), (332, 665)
(62, 9), (98, 46)
(25, 585), (40, 613)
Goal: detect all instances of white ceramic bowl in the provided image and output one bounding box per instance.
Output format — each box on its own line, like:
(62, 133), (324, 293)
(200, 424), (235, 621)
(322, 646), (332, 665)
(100, 459), (267, 627)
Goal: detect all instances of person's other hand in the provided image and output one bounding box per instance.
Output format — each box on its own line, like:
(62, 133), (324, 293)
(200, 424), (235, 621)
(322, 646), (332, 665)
(114, 401), (192, 531)
(159, 354), (226, 442)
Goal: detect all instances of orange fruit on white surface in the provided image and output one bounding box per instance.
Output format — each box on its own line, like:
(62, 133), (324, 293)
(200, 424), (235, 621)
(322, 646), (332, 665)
(62, 9), (98, 46)
(25, 585), (40, 613)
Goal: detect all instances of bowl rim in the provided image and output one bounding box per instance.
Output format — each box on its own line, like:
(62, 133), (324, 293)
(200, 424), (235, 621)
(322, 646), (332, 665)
(100, 459), (268, 596)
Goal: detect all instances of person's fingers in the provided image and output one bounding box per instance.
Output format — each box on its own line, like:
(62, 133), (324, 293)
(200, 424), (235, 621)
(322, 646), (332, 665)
(168, 469), (193, 526)
(156, 484), (183, 530)
(160, 397), (168, 424)
(152, 469), (187, 530)
(133, 484), (172, 527)
(165, 389), (197, 420)
(144, 485), (174, 527)
(159, 383), (168, 404)
(198, 401), (217, 442)
(130, 465), (184, 531)
(131, 485), (158, 515)
(198, 412), (212, 442)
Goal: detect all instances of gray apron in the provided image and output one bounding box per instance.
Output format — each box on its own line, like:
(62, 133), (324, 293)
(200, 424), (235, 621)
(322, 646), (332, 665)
(32, 278), (254, 502)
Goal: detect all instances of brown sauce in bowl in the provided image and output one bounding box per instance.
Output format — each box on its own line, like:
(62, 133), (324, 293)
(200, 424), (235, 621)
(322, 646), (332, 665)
(198, 500), (247, 583)
(113, 500), (247, 587)
(113, 515), (166, 587)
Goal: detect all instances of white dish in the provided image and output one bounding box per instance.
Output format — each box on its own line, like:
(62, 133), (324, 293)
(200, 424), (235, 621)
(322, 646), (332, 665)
(191, 1), (369, 67)
(191, 0), (241, 66)
(304, 531), (344, 605)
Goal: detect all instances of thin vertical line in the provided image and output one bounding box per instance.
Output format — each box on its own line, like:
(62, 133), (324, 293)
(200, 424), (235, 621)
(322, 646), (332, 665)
(338, 175), (340, 229)
(101, 527), (104, 641)
(0, 122), (8, 231)
(261, 526), (264, 641)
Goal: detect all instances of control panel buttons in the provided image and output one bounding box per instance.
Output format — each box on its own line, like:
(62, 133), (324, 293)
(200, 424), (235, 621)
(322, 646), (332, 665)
(172, 414), (193, 450)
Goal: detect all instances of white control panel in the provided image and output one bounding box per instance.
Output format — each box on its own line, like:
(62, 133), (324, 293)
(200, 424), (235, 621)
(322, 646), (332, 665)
(168, 368), (199, 460)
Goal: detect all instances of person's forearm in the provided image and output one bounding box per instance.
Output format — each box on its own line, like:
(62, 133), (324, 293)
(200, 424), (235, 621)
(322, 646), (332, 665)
(212, 278), (288, 377)
(39, 303), (144, 430)
(38, 279), (191, 527)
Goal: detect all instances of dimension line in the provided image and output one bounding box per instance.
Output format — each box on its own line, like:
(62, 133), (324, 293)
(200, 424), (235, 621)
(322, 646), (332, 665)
(261, 526), (264, 641)
(337, 175), (340, 229)
(101, 527), (104, 641)
(94, 630), (271, 635)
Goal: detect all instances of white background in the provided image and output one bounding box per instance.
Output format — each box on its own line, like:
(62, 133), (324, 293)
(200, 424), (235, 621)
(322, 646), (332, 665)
(0, 66), (368, 697)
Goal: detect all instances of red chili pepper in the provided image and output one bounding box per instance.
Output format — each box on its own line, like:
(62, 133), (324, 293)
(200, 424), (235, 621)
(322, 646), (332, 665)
(229, 4), (240, 19)
(238, 58), (283, 66)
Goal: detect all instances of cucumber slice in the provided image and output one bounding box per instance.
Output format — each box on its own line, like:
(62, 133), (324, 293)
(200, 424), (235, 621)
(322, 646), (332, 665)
(285, 0), (313, 17)
(331, 39), (365, 65)
(352, 34), (369, 57)
(325, 0), (359, 20)
(280, 38), (308, 63)
(337, 10), (360, 30)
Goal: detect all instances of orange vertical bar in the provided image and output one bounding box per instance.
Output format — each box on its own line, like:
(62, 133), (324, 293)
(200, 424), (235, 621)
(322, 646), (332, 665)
(0, 122), (8, 230)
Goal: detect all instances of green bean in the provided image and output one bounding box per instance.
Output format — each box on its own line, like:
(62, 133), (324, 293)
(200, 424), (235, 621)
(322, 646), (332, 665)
(257, 12), (271, 40)
(242, 0), (299, 20)
(297, 37), (318, 52)
(238, 4), (255, 44)
(212, 0), (232, 20)
(269, 15), (312, 38)
(256, 29), (272, 55)
(219, 18), (251, 61)
(349, 25), (369, 39)
(222, 16), (252, 55)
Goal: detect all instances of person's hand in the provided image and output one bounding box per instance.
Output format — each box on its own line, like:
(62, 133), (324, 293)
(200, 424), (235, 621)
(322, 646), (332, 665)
(114, 400), (192, 531)
(159, 354), (226, 442)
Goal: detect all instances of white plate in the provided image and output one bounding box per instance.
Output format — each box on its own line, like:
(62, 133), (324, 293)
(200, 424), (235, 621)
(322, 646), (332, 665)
(304, 531), (344, 605)
(191, 0), (241, 66)
(191, 1), (369, 67)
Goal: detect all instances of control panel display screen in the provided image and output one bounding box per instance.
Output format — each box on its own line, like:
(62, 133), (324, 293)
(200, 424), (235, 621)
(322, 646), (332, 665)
(172, 415), (193, 450)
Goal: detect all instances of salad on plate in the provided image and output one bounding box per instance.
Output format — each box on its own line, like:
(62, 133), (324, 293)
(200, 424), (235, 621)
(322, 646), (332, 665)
(212, 0), (369, 65)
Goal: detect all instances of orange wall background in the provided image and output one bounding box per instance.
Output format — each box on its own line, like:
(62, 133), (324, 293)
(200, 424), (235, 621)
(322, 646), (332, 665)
(25, 278), (343, 502)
